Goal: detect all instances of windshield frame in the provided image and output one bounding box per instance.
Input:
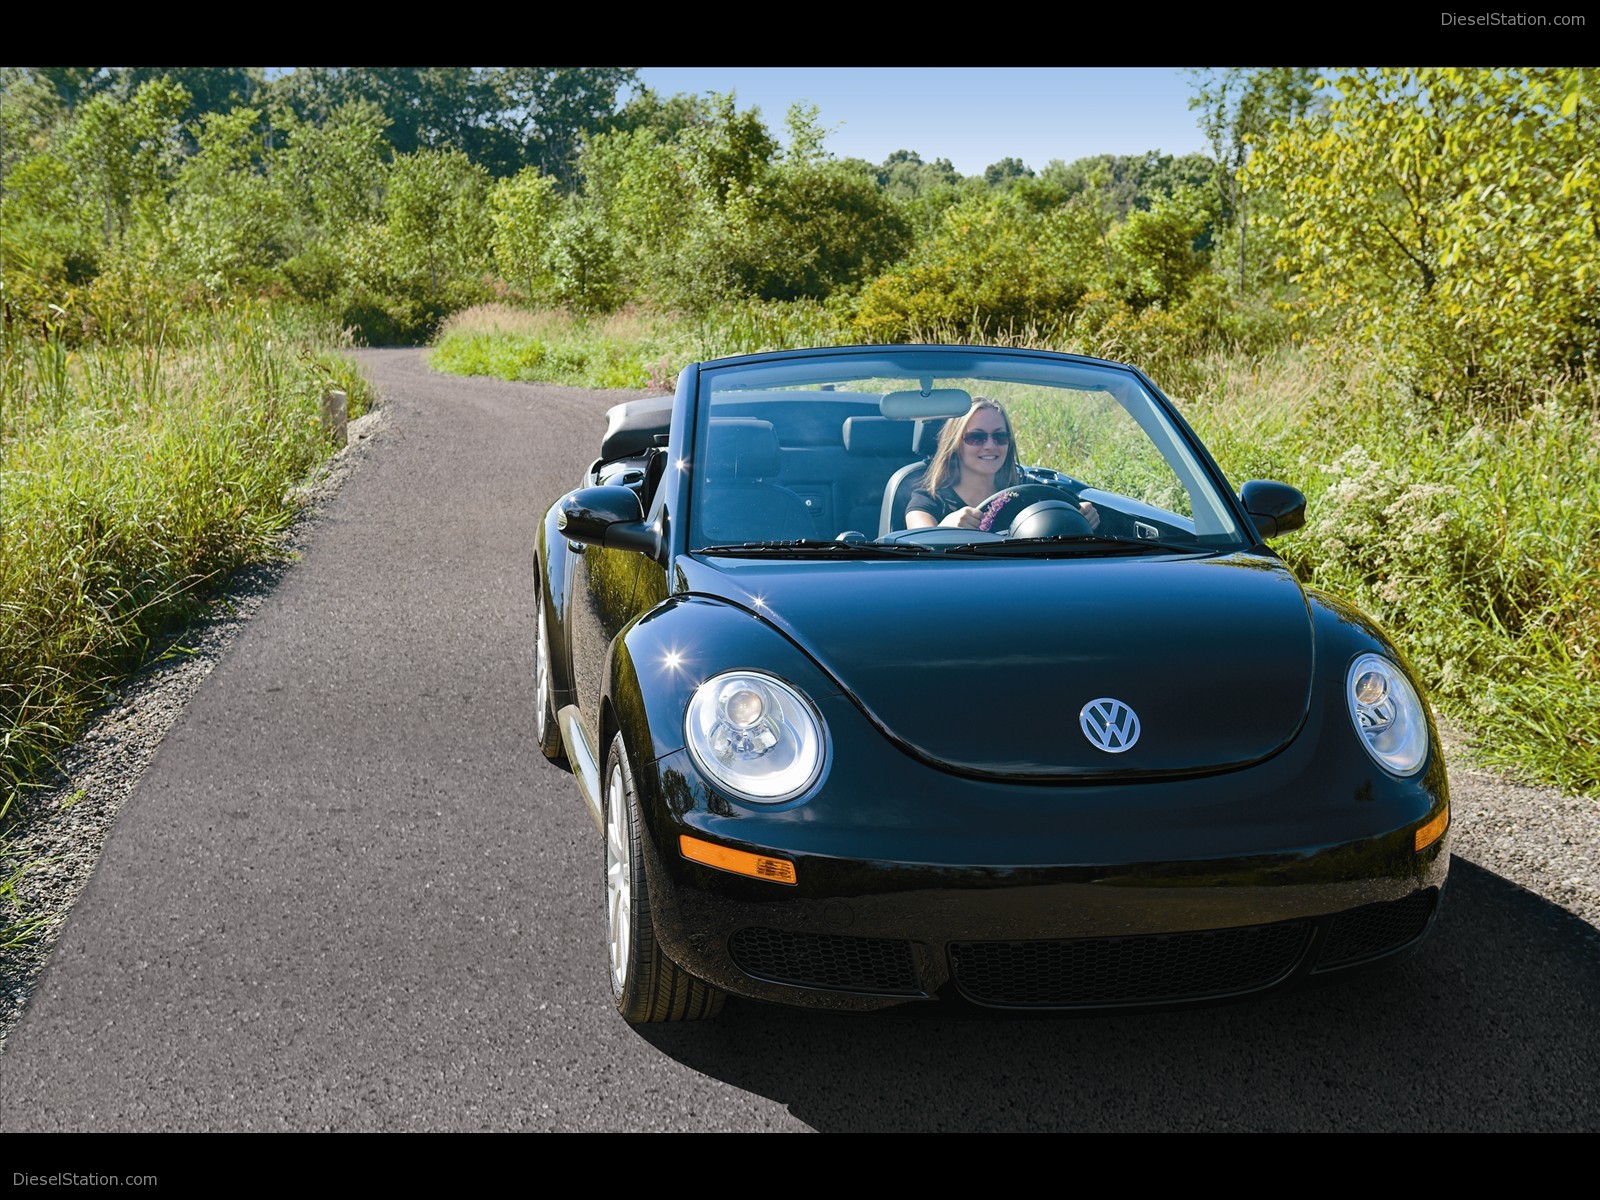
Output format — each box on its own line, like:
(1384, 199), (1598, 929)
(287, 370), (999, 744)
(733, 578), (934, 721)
(682, 345), (1256, 560)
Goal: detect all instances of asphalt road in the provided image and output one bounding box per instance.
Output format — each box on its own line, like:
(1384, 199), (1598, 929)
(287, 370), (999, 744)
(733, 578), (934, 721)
(2, 349), (1597, 1133)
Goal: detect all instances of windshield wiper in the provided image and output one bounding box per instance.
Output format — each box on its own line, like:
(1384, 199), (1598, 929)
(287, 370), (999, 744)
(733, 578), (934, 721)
(694, 539), (935, 558)
(943, 535), (1202, 557)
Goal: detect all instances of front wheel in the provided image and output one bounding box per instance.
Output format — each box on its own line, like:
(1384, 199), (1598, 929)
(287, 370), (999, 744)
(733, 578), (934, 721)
(604, 733), (725, 1023)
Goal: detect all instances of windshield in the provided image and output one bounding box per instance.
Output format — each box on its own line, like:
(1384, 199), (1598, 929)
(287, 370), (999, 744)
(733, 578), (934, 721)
(689, 348), (1250, 555)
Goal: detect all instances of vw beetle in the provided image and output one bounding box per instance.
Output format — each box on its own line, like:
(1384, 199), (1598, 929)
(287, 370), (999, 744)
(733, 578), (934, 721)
(535, 345), (1449, 1022)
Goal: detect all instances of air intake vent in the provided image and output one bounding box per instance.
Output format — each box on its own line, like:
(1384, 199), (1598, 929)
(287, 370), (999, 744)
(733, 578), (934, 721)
(730, 927), (921, 995)
(950, 921), (1312, 1008)
(1315, 889), (1439, 970)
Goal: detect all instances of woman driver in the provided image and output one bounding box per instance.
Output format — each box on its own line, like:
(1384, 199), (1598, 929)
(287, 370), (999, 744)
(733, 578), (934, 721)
(905, 398), (1099, 532)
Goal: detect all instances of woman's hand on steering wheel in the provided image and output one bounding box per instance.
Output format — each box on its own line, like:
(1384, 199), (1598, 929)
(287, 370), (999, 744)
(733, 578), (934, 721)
(938, 505), (987, 530)
(973, 485), (1101, 534)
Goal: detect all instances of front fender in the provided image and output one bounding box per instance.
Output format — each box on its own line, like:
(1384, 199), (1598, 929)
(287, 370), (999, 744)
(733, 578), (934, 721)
(537, 503), (577, 710)
(605, 593), (847, 979)
(606, 593), (845, 771)
(1305, 585), (1450, 823)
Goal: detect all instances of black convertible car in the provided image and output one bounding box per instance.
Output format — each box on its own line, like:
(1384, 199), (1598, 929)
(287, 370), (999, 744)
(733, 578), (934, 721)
(535, 345), (1449, 1022)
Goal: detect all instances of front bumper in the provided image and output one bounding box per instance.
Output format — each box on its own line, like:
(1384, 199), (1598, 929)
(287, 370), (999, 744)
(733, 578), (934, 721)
(631, 685), (1451, 1012)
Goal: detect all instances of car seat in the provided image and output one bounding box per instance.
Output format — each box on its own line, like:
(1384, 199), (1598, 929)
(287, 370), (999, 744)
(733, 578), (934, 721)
(877, 418), (947, 536)
(696, 418), (818, 545)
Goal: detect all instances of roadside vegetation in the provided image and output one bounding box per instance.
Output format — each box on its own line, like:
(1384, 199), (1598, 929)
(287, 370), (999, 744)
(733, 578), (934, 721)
(1, 292), (372, 821)
(0, 64), (1594, 881)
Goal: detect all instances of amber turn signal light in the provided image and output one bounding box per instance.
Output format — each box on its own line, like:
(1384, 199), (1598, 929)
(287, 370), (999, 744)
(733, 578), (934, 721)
(1415, 804), (1449, 852)
(679, 834), (797, 885)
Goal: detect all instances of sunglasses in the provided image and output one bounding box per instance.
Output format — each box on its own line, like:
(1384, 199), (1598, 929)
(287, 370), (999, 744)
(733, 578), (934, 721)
(962, 429), (1011, 446)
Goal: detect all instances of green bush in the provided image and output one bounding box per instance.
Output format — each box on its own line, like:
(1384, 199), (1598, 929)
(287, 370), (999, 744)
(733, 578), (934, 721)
(852, 195), (1091, 341)
(281, 243), (348, 304)
(336, 287), (446, 346)
(715, 159), (911, 303)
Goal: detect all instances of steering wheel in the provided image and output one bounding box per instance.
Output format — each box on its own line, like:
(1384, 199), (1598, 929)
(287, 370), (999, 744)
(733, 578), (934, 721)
(973, 483), (1093, 537)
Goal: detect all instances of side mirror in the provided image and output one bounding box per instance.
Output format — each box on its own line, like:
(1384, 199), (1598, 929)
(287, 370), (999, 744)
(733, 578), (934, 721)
(1240, 480), (1307, 540)
(557, 486), (660, 555)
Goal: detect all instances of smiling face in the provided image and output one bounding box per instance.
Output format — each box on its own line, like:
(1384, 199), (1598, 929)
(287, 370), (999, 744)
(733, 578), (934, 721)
(957, 404), (1012, 485)
(919, 397), (1021, 499)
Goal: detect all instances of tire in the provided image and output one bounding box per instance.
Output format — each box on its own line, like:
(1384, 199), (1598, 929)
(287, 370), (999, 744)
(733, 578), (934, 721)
(534, 595), (568, 768)
(604, 733), (726, 1023)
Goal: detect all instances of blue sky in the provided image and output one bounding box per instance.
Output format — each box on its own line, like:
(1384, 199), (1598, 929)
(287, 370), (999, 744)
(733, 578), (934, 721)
(633, 68), (1212, 177)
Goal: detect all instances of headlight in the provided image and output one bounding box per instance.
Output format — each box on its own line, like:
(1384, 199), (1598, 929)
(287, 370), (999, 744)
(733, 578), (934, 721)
(1345, 653), (1429, 776)
(685, 671), (826, 802)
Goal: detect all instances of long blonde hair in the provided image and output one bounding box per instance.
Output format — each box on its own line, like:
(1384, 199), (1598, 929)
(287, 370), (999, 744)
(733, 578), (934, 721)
(922, 398), (1020, 495)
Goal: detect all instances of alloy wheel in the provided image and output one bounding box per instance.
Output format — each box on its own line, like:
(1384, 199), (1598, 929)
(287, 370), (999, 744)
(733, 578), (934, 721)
(605, 763), (632, 994)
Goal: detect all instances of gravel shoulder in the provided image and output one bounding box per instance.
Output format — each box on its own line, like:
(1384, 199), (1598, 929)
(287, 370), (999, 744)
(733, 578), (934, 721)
(2, 373), (1596, 1062)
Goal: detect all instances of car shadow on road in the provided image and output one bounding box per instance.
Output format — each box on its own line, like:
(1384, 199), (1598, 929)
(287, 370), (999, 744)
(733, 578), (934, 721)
(635, 857), (1600, 1131)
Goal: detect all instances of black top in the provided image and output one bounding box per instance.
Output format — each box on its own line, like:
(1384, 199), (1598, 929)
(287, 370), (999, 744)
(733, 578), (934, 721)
(906, 483), (967, 523)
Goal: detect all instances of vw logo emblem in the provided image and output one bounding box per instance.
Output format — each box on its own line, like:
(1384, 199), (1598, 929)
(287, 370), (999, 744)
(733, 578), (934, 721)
(1080, 698), (1140, 753)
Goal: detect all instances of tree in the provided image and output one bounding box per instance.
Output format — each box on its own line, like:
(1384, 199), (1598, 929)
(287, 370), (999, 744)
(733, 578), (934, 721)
(547, 202), (623, 313)
(168, 106), (295, 290)
(1, 152), (93, 308)
(781, 102), (832, 164)
(718, 158), (911, 301)
(1029, 152), (1216, 220)
(271, 67), (481, 159)
(701, 110), (917, 304)
(579, 124), (700, 303)
(873, 149), (966, 239)
(2, 69), (70, 178)
(1248, 67), (1598, 399)
(875, 149), (961, 196)
(610, 86), (716, 142)
(384, 148), (491, 298)
(1111, 186), (1211, 309)
(984, 156), (1034, 187)
(61, 77), (189, 250)
(577, 92), (781, 310)
(676, 92), (778, 205)
(488, 67), (637, 184)
(268, 67), (635, 183)
(29, 67), (116, 114)
(1188, 67), (1318, 294)
(279, 99), (391, 232)
(489, 168), (560, 298)
(852, 194), (1091, 340)
(115, 68), (266, 137)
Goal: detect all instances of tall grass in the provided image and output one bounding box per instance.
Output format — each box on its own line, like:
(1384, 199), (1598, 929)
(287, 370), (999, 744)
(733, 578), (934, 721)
(1, 299), (374, 820)
(431, 299), (853, 390)
(1285, 386), (1596, 794)
(432, 303), (1599, 795)
(1165, 345), (1599, 795)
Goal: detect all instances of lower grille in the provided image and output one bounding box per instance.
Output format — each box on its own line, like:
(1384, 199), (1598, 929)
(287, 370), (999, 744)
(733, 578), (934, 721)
(730, 927), (921, 995)
(950, 921), (1312, 1008)
(1314, 888), (1439, 970)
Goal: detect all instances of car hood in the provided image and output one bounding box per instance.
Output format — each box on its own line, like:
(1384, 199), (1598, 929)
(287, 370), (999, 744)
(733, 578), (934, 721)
(679, 551), (1315, 779)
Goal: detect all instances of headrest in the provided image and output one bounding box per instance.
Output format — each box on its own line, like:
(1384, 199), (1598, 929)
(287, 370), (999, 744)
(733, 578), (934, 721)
(914, 418), (947, 458)
(705, 418), (781, 479)
(843, 415), (915, 457)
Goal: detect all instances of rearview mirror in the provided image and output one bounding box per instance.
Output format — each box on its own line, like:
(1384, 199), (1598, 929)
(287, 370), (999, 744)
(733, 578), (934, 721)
(880, 388), (972, 419)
